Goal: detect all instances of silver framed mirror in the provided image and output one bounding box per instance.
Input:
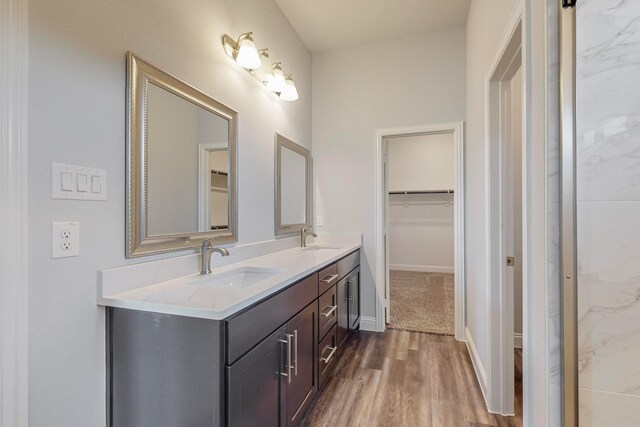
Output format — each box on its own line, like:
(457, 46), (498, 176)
(126, 52), (238, 258)
(274, 133), (312, 236)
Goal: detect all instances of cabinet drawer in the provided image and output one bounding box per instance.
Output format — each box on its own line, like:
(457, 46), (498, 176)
(337, 250), (359, 280)
(318, 285), (337, 340)
(318, 324), (338, 389)
(226, 273), (318, 364)
(318, 263), (338, 295)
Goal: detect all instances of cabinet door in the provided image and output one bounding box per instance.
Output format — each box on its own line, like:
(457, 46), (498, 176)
(227, 326), (287, 427)
(336, 275), (349, 348)
(348, 268), (361, 331)
(285, 302), (318, 427)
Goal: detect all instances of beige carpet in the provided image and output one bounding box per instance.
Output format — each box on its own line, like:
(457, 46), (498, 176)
(387, 270), (455, 336)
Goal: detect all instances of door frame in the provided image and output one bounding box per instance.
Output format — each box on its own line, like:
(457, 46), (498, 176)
(374, 121), (465, 340)
(197, 142), (229, 231)
(484, 7), (523, 416)
(0, 0), (29, 425)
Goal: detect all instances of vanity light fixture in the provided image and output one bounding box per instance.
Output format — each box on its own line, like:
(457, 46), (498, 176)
(280, 76), (299, 101)
(223, 32), (299, 101)
(223, 32), (261, 70)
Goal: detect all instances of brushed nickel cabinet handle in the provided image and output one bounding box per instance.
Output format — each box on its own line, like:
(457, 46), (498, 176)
(320, 274), (339, 285)
(279, 334), (294, 384)
(346, 278), (354, 302)
(321, 305), (337, 318)
(320, 346), (337, 364)
(293, 330), (298, 377)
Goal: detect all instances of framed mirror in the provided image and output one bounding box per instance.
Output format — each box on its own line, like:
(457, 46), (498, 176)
(274, 133), (312, 236)
(126, 52), (238, 258)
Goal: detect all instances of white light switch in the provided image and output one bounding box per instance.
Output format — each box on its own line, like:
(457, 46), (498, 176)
(52, 162), (107, 200)
(61, 172), (74, 191)
(91, 175), (102, 193)
(52, 221), (80, 258)
(77, 174), (89, 192)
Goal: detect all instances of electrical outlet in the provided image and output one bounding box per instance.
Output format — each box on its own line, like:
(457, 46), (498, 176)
(316, 216), (324, 227)
(52, 222), (80, 259)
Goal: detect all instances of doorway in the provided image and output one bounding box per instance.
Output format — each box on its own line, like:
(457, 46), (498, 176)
(374, 122), (465, 340)
(385, 133), (456, 336)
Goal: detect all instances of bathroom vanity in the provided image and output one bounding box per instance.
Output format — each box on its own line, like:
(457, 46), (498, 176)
(103, 52), (359, 426)
(102, 243), (361, 427)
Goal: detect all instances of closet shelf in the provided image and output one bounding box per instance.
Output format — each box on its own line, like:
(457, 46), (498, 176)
(389, 190), (454, 195)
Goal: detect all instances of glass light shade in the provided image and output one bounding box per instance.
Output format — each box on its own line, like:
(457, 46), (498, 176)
(280, 77), (299, 101)
(267, 64), (286, 93)
(253, 51), (274, 84)
(235, 36), (261, 69)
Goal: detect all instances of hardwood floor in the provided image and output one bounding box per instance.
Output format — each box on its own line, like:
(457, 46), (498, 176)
(305, 330), (523, 427)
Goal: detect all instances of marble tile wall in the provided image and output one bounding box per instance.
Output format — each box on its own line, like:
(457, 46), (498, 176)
(576, 0), (640, 425)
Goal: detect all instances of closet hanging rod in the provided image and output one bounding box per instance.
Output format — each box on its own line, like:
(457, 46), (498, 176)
(388, 190), (454, 195)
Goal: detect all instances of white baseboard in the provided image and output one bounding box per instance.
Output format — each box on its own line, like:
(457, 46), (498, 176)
(465, 327), (488, 404)
(359, 316), (378, 332)
(389, 263), (454, 274)
(514, 333), (523, 349)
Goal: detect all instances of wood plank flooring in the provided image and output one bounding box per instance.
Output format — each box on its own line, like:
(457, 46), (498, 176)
(305, 330), (522, 427)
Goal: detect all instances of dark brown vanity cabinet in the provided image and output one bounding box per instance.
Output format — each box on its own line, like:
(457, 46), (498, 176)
(284, 303), (318, 426)
(107, 249), (360, 427)
(227, 302), (318, 427)
(227, 326), (287, 427)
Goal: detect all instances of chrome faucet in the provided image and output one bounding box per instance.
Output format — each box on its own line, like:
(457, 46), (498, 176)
(300, 226), (317, 248)
(200, 238), (230, 275)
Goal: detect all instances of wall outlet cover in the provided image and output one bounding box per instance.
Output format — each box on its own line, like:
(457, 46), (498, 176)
(52, 221), (80, 259)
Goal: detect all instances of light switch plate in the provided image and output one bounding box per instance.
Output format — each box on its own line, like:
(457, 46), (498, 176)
(52, 162), (107, 200)
(52, 221), (80, 258)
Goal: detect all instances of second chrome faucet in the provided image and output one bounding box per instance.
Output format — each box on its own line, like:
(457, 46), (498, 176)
(300, 226), (317, 248)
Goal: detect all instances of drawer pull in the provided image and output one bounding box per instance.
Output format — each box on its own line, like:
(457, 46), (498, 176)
(279, 334), (294, 384)
(320, 346), (337, 364)
(320, 274), (339, 285)
(321, 305), (337, 318)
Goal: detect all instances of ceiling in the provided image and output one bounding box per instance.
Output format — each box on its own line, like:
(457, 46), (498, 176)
(275, 0), (471, 53)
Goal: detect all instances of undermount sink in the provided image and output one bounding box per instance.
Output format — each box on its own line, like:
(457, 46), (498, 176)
(188, 267), (285, 289)
(302, 245), (342, 251)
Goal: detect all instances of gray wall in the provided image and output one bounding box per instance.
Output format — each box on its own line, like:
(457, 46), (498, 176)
(312, 26), (466, 319)
(27, 0), (311, 424)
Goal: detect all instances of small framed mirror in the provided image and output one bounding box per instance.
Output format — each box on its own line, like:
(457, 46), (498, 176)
(274, 133), (312, 236)
(126, 52), (238, 257)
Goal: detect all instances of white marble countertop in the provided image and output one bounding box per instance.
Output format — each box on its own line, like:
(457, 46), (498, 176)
(98, 234), (361, 320)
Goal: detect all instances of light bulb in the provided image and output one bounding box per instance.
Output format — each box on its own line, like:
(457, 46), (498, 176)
(267, 63), (286, 93)
(280, 76), (299, 101)
(235, 33), (261, 69)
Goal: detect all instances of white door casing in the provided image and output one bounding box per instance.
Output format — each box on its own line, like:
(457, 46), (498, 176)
(374, 122), (465, 340)
(0, 0), (29, 425)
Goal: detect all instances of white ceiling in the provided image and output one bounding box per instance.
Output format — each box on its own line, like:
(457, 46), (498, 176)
(275, 0), (471, 53)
